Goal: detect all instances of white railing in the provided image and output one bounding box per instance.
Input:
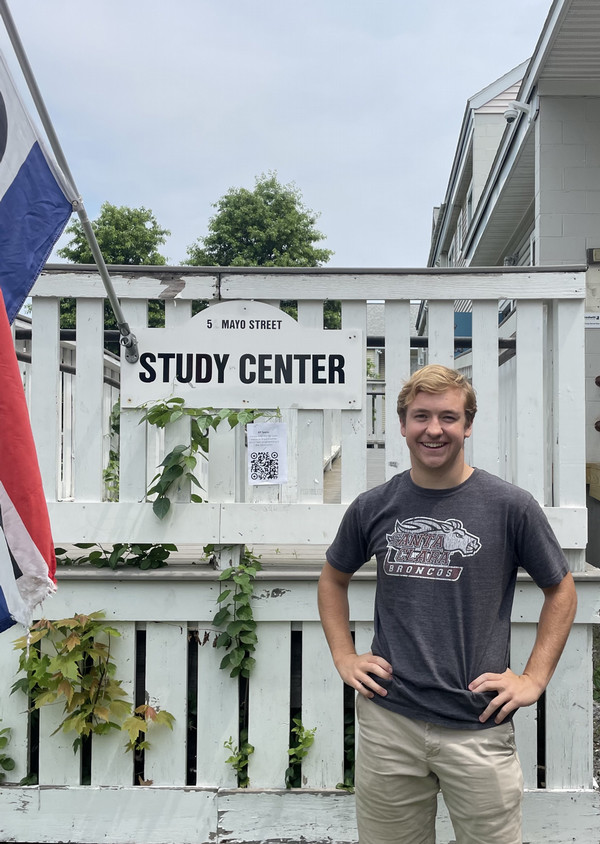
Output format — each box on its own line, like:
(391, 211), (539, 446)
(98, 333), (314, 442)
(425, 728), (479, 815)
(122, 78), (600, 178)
(23, 267), (590, 556)
(2, 265), (598, 844)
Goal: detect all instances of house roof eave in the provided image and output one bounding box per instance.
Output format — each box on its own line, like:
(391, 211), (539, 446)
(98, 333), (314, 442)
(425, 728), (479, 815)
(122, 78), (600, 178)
(427, 62), (531, 267)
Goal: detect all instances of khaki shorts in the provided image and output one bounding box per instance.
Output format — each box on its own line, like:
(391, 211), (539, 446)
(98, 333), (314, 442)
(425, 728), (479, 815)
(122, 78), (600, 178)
(355, 694), (523, 844)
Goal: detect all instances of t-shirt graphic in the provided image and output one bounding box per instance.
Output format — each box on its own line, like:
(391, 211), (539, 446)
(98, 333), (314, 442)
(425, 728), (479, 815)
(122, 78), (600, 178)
(384, 517), (481, 582)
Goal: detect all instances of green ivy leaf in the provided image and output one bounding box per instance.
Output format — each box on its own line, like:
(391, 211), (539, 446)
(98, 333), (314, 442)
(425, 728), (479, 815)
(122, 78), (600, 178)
(215, 632), (232, 648)
(152, 497), (171, 519)
(238, 632), (258, 646)
(235, 605), (255, 622)
(213, 607), (231, 626)
(226, 620), (248, 637)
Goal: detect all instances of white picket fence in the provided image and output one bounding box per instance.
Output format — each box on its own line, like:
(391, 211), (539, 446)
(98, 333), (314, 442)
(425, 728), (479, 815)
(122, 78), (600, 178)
(1, 265), (599, 844)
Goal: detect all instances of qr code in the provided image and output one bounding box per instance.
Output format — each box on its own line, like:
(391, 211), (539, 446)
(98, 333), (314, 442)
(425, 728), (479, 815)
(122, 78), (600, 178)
(250, 451), (279, 481)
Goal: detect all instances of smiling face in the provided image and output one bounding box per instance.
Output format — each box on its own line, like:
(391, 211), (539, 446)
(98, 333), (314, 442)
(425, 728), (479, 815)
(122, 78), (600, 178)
(400, 388), (473, 489)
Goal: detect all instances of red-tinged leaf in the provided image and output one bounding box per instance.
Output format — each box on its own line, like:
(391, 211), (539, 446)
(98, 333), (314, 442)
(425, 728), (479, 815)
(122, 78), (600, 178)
(57, 679), (74, 703)
(64, 633), (81, 652)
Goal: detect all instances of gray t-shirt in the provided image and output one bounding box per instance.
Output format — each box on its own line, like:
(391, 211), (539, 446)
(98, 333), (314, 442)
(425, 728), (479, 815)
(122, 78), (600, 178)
(326, 468), (569, 729)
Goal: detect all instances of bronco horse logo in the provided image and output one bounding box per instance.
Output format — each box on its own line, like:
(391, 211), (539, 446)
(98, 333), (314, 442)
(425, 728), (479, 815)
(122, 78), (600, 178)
(384, 517), (481, 582)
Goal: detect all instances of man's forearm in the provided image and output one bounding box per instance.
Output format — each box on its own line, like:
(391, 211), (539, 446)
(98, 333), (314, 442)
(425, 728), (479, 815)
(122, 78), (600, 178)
(469, 571), (577, 723)
(317, 563), (356, 664)
(522, 571), (577, 692)
(318, 560), (393, 697)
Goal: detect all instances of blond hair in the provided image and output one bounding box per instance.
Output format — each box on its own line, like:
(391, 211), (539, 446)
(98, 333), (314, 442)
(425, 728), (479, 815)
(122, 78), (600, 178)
(396, 364), (477, 425)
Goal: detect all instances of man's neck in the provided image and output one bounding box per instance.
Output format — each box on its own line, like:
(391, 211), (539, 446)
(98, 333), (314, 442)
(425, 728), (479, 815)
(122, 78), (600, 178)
(409, 463), (474, 490)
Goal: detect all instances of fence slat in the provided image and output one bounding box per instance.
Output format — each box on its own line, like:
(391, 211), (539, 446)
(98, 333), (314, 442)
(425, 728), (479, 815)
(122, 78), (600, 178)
(247, 621), (291, 788)
(427, 300), (455, 368)
(280, 408), (299, 503)
(545, 624), (593, 789)
(301, 621), (344, 788)
(30, 298), (61, 500)
(143, 622), (189, 785)
(119, 409), (148, 503)
(74, 299), (105, 501)
(354, 622), (375, 781)
(341, 302), (367, 502)
(297, 411), (325, 503)
(208, 426), (240, 503)
(510, 622), (539, 789)
(38, 635), (82, 785)
(384, 301), (411, 480)
(162, 302), (193, 503)
(91, 622), (136, 786)
(0, 630), (29, 782)
(553, 300), (587, 569)
(120, 300), (149, 502)
(61, 346), (75, 500)
(471, 300), (500, 475)
(295, 304), (326, 505)
(195, 623), (238, 788)
(516, 302), (546, 501)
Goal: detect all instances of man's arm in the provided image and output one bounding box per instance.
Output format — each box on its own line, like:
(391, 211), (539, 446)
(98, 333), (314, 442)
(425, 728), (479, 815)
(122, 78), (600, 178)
(469, 571), (577, 724)
(318, 560), (392, 698)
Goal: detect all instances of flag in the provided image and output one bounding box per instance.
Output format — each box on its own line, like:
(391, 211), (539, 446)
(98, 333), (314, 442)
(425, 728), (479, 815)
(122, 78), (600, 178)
(0, 48), (73, 324)
(0, 289), (55, 632)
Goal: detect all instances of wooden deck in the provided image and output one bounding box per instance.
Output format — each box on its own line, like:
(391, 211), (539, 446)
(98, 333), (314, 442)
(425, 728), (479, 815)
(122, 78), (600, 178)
(323, 446), (386, 504)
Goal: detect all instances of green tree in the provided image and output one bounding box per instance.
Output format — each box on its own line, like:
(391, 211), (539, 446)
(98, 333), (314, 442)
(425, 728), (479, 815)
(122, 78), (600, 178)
(185, 173), (333, 268)
(185, 173), (338, 327)
(58, 201), (170, 265)
(57, 202), (171, 332)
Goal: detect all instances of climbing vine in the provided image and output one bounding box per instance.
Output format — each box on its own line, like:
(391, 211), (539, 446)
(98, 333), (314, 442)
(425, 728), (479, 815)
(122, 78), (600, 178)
(55, 542), (176, 570)
(211, 547), (262, 679)
(140, 398), (275, 518)
(224, 731), (254, 788)
(285, 717), (317, 788)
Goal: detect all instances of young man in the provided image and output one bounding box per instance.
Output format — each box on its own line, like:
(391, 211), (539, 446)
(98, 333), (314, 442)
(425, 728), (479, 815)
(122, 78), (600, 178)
(318, 364), (577, 844)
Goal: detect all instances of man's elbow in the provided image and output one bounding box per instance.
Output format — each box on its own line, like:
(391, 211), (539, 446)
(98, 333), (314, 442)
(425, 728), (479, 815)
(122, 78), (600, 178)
(546, 571), (577, 621)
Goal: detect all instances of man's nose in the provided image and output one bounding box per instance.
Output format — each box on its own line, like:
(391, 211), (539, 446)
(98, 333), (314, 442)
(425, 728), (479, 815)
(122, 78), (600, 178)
(426, 417), (443, 436)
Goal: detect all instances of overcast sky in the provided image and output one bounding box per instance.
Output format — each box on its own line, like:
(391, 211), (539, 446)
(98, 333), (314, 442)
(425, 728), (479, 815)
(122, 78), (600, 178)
(1, 0), (552, 268)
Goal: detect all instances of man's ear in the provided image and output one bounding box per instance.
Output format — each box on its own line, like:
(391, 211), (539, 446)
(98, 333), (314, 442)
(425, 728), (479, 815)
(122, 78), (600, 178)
(400, 418), (406, 438)
(464, 421), (473, 440)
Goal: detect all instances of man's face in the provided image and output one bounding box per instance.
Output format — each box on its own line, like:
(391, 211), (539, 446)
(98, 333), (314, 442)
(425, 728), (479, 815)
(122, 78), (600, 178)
(400, 388), (472, 484)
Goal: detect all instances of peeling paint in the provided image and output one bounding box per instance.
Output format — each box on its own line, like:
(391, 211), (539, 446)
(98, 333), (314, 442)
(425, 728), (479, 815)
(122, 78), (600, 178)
(256, 588), (291, 600)
(157, 280), (186, 299)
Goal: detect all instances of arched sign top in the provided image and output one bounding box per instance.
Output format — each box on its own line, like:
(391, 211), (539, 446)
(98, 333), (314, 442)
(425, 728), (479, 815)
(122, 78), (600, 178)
(193, 299), (298, 331)
(121, 300), (364, 410)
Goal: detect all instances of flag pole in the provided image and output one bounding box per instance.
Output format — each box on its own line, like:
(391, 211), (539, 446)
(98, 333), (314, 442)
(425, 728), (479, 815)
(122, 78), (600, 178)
(0, 0), (139, 363)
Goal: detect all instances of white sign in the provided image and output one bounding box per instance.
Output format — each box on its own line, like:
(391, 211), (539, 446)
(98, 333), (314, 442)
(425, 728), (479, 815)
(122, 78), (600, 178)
(121, 300), (364, 410)
(585, 313), (600, 328)
(247, 422), (288, 485)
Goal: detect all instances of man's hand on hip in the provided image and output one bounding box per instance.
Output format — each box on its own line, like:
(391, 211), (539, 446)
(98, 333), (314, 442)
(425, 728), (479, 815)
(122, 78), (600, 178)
(335, 652), (393, 698)
(468, 667), (543, 724)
